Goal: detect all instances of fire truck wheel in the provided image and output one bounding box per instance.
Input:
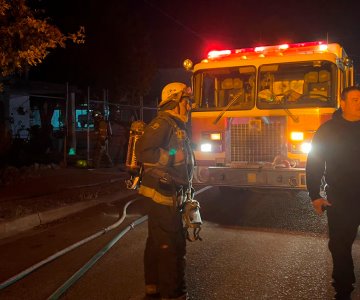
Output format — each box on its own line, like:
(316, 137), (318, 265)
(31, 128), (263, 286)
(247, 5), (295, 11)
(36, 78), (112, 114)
(193, 166), (210, 184)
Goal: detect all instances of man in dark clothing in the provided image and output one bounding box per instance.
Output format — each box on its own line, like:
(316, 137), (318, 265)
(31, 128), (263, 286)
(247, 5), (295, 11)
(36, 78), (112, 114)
(135, 82), (194, 300)
(306, 85), (360, 300)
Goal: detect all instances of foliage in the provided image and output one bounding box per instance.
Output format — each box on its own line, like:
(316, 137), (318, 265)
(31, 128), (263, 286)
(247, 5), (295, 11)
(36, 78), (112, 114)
(1, 0), (156, 103)
(0, 0), (85, 78)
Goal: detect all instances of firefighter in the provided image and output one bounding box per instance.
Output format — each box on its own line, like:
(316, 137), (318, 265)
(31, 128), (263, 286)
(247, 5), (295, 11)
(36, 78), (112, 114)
(93, 112), (113, 168)
(135, 82), (194, 300)
(306, 86), (360, 300)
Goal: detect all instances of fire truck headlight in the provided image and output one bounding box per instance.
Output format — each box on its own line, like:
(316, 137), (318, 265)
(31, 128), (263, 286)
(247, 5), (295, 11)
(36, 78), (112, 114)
(290, 131), (304, 141)
(301, 142), (312, 154)
(200, 143), (212, 152)
(210, 133), (222, 140)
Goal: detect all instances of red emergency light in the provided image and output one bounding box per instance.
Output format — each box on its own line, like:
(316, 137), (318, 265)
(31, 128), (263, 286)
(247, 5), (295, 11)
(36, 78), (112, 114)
(207, 41), (327, 60)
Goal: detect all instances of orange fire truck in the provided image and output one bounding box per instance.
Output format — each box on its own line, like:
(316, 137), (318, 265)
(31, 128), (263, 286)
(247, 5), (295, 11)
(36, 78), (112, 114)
(184, 41), (354, 190)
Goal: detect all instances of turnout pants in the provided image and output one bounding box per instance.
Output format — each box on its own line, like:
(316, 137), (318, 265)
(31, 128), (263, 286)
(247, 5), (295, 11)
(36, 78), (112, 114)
(327, 191), (360, 296)
(144, 198), (187, 298)
(94, 139), (113, 168)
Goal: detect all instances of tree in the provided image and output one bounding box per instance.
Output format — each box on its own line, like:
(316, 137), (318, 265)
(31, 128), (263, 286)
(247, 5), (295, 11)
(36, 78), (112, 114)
(0, 0), (85, 164)
(0, 0), (84, 87)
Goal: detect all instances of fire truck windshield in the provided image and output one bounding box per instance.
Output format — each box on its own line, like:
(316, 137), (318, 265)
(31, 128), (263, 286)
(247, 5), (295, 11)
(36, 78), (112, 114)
(257, 60), (337, 109)
(193, 60), (337, 111)
(193, 66), (256, 110)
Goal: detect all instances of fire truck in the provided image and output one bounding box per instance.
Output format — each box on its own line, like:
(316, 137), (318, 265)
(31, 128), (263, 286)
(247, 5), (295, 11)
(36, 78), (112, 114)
(184, 41), (354, 190)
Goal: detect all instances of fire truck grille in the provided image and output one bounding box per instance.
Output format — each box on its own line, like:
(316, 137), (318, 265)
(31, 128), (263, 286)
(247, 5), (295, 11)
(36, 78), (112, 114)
(230, 122), (283, 163)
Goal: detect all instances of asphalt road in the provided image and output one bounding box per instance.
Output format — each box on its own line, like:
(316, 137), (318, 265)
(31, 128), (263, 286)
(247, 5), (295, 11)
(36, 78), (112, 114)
(1, 187), (360, 300)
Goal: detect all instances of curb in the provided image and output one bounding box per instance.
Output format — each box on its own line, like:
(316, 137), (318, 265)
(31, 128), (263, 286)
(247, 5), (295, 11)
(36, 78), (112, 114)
(0, 189), (137, 240)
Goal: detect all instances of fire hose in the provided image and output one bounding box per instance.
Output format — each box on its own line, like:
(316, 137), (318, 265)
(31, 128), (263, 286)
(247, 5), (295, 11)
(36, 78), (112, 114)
(0, 197), (142, 291)
(0, 185), (213, 296)
(48, 215), (148, 299)
(47, 186), (212, 299)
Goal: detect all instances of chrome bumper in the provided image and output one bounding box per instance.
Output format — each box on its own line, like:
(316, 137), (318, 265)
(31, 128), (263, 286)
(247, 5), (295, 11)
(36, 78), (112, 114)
(193, 166), (307, 190)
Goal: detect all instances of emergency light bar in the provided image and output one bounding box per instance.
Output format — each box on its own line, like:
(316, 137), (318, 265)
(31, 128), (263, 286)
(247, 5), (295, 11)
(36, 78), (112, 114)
(207, 41), (328, 60)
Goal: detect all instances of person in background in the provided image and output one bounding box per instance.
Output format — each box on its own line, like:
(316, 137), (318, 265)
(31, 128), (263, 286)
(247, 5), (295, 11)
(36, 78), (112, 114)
(135, 82), (194, 300)
(93, 112), (113, 168)
(306, 85), (360, 300)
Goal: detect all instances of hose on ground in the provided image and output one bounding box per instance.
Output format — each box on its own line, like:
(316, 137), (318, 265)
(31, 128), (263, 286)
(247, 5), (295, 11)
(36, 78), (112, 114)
(0, 185), (213, 293)
(48, 186), (213, 299)
(0, 197), (140, 290)
(47, 215), (148, 300)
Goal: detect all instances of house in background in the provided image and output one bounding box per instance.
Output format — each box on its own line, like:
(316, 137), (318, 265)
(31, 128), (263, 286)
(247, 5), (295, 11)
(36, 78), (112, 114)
(0, 67), (191, 166)
(5, 81), (68, 139)
(0, 80), (74, 166)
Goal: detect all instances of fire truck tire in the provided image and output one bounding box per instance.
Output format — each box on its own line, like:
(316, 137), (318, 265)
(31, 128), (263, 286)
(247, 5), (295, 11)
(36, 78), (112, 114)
(193, 166), (210, 184)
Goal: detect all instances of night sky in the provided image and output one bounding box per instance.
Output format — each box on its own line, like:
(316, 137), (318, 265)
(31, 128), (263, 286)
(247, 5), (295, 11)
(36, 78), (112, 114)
(30, 0), (360, 85)
(142, 0), (360, 64)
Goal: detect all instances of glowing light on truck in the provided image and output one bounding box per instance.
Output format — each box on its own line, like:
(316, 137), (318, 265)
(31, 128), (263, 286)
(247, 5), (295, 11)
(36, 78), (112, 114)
(200, 143), (212, 152)
(207, 41), (327, 60)
(290, 131), (304, 141)
(301, 143), (312, 154)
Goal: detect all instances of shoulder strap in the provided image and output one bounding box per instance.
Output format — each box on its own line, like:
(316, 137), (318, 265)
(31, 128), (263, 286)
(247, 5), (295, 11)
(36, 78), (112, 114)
(156, 115), (180, 131)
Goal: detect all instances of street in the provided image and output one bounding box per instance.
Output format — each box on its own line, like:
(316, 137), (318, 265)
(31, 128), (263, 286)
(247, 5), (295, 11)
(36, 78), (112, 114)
(1, 187), (360, 300)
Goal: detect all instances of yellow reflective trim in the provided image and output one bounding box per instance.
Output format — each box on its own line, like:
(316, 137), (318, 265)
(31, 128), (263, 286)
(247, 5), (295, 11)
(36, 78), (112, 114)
(138, 186), (174, 206)
(247, 173), (257, 183)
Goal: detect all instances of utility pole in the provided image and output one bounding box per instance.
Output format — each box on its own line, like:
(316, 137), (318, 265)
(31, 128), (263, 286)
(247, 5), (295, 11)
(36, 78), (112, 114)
(63, 83), (69, 167)
(70, 92), (77, 153)
(87, 86), (90, 164)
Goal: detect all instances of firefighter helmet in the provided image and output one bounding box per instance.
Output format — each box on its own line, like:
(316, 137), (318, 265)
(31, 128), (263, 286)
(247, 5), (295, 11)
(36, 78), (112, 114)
(159, 82), (192, 108)
(93, 111), (104, 119)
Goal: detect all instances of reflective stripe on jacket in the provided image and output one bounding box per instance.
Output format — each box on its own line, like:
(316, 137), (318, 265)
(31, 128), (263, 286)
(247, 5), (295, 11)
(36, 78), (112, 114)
(135, 112), (194, 206)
